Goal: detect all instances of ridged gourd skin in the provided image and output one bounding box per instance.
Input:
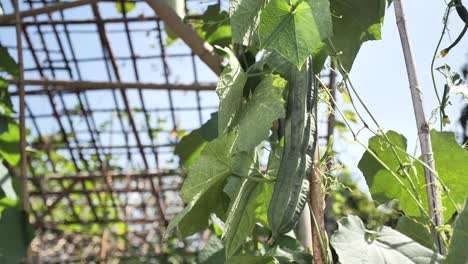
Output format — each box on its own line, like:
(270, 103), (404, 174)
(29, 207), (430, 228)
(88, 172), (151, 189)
(268, 58), (318, 238)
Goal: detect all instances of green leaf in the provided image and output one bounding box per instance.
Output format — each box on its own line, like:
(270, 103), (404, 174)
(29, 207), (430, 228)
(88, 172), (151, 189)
(216, 48), (247, 133)
(266, 234), (313, 264)
(236, 74), (286, 152)
(0, 162), (17, 201)
(259, 0), (332, 69)
(166, 180), (227, 237)
(0, 208), (34, 264)
(174, 112), (218, 169)
(201, 5), (232, 47)
(0, 47), (17, 77)
(428, 130), (468, 220)
(0, 78), (13, 116)
(115, 2), (136, 14)
(331, 215), (444, 264)
(343, 110), (357, 123)
(229, 256), (275, 264)
(0, 119), (20, 165)
(180, 131), (237, 201)
(329, 0), (386, 71)
(198, 236), (225, 264)
(360, 130), (468, 221)
(174, 129), (206, 169)
(223, 179), (263, 258)
(358, 131), (428, 218)
(396, 216), (435, 250)
(230, 0), (264, 46)
(166, 132), (237, 237)
(445, 198), (468, 264)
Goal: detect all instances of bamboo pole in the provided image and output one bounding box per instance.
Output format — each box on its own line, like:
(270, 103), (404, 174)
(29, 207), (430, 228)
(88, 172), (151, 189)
(0, 0), (98, 24)
(13, 0), (32, 262)
(7, 78), (215, 95)
(144, 0), (223, 75)
(393, 0), (444, 254)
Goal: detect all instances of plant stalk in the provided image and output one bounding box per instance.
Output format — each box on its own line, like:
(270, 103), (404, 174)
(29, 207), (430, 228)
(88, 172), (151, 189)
(393, 0), (445, 254)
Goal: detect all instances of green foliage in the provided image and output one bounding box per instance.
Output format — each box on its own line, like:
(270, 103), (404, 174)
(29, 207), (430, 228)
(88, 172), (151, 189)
(200, 5), (232, 48)
(396, 216), (435, 250)
(265, 234), (313, 263)
(331, 215), (444, 264)
(216, 48), (247, 132)
(427, 130), (468, 220)
(358, 130), (427, 218)
(235, 74), (286, 151)
(445, 199), (468, 263)
(0, 47), (18, 77)
(0, 208), (34, 264)
(115, 2), (136, 14)
(167, 132), (237, 237)
(174, 112), (218, 169)
(359, 130), (468, 222)
(223, 178), (263, 258)
(259, 0), (332, 69)
(329, 0), (386, 71)
(229, 0), (265, 46)
(0, 114), (20, 166)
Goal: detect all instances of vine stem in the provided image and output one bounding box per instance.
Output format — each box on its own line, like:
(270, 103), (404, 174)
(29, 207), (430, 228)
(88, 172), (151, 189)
(393, 0), (445, 254)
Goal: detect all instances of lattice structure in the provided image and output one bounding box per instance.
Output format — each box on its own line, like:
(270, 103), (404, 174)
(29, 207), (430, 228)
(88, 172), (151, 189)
(0, 0), (335, 262)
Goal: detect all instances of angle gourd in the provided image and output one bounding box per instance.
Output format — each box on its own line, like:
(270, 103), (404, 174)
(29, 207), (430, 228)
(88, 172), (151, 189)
(267, 57), (318, 238)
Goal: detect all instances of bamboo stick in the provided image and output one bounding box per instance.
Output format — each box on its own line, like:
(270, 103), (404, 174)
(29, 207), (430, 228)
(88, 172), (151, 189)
(393, 0), (444, 254)
(0, 0), (97, 24)
(7, 78), (215, 95)
(144, 0), (223, 75)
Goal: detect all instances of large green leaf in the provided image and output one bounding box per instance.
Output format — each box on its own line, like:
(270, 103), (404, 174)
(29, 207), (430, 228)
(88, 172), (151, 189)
(329, 0), (386, 71)
(180, 131), (237, 202)
(266, 234), (313, 264)
(229, 256), (275, 264)
(331, 215), (444, 264)
(0, 78), (13, 118)
(0, 120), (20, 165)
(230, 0), (264, 46)
(236, 74), (286, 152)
(216, 48), (247, 133)
(0, 162), (17, 201)
(223, 178), (262, 258)
(174, 112), (218, 169)
(166, 132), (237, 237)
(359, 130), (468, 221)
(259, 0), (332, 69)
(358, 130), (426, 217)
(166, 180), (227, 237)
(201, 5), (232, 48)
(0, 207), (34, 264)
(428, 130), (468, 218)
(0, 47), (17, 77)
(445, 198), (468, 263)
(396, 216), (435, 250)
